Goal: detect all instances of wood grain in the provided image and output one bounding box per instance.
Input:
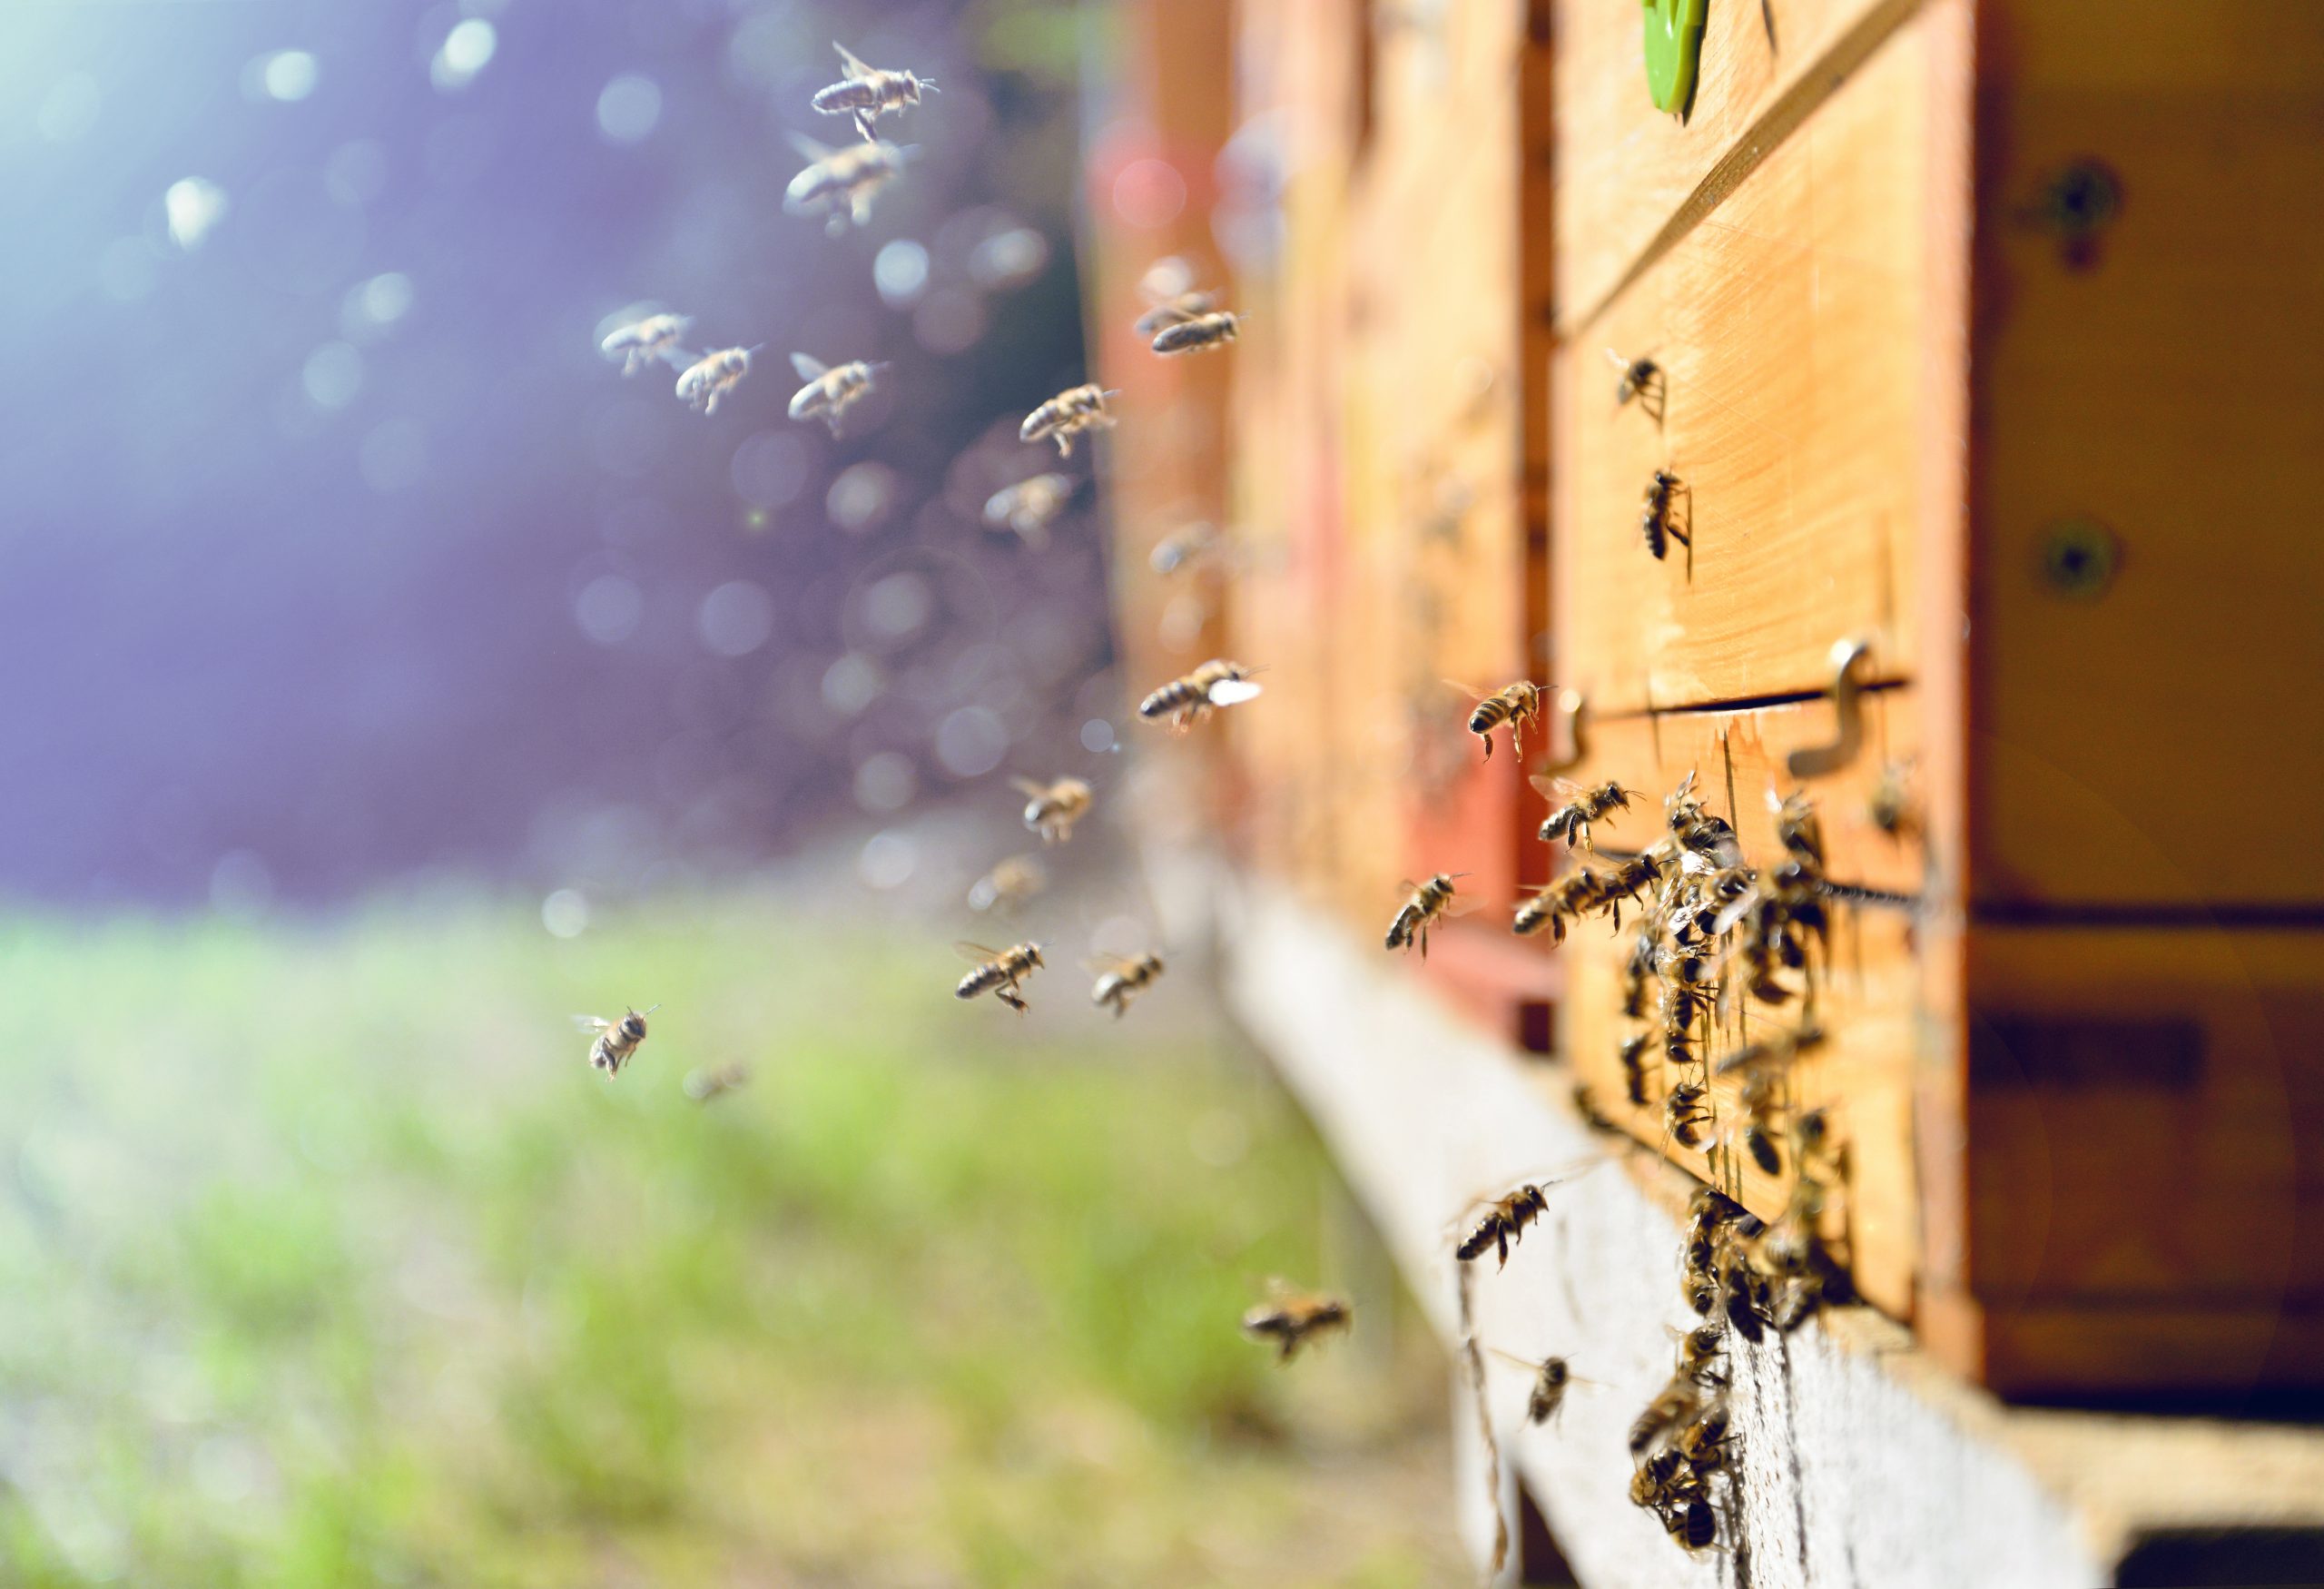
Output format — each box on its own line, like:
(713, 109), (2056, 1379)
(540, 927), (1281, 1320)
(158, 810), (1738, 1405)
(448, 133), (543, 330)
(1968, 3), (2324, 908)
(1551, 0), (1920, 331)
(1550, 13), (1929, 716)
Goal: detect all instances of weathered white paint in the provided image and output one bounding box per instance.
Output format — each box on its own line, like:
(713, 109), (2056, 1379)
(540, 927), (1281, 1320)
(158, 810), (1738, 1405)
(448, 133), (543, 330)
(1215, 873), (2113, 1588)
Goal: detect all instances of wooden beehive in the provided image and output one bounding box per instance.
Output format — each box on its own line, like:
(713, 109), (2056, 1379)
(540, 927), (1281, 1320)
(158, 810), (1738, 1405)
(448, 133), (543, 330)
(1102, 0), (2324, 1402)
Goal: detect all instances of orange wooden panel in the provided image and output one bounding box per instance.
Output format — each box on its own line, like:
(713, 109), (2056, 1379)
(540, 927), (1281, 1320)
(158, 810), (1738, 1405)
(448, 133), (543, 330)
(1551, 14), (1929, 716)
(1551, 0), (1919, 330)
(1968, 3), (2324, 909)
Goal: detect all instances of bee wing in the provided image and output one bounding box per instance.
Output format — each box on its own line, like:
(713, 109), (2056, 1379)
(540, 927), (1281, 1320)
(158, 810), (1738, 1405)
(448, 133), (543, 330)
(571, 1013), (613, 1034)
(833, 41), (873, 79)
(1009, 775), (1049, 798)
(1442, 892), (1485, 920)
(1530, 774), (1589, 801)
(1205, 678), (1263, 706)
(1134, 302), (1198, 334)
(1442, 677), (1490, 701)
(655, 344), (700, 372)
(788, 130), (837, 163)
(789, 351), (830, 381)
(1084, 952), (1143, 974)
(1485, 1346), (1541, 1370)
(954, 941), (1006, 962)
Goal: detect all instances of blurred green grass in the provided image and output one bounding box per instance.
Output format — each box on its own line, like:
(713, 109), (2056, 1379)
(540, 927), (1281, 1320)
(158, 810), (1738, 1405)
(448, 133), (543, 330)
(0, 894), (1458, 1587)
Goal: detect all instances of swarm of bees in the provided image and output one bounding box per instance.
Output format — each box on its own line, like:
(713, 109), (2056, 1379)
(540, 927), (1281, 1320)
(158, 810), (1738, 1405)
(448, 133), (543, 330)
(787, 352), (887, 436)
(1020, 383), (1119, 457)
(811, 42), (938, 143)
(1241, 1281), (1352, 1362)
(576, 1004), (660, 1077)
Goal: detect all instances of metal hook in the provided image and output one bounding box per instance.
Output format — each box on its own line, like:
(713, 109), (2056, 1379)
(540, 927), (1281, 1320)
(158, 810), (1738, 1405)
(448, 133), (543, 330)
(1786, 640), (1871, 779)
(1536, 688), (1588, 775)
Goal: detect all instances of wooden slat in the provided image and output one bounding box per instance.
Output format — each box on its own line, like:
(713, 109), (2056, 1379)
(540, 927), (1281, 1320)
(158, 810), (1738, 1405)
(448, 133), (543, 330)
(1551, 13), (1928, 716)
(1551, 0), (1918, 331)
(1968, 2), (2324, 908)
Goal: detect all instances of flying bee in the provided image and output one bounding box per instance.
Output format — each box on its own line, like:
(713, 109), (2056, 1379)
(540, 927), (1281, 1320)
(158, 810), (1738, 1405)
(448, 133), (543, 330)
(786, 352), (888, 436)
(674, 345), (761, 416)
(1148, 519), (1225, 576)
(1641, 469), (1690, 560)
(1150, 310), (1243, 356)
(1020, 383), (1118, 457)
(1606, 346), (1666, 424)
(1591, 850), (1668, 929)
(1241, 1282), (1352, 1363)
(1664, 772), (1744, 867)
(1137, 658), (1263, 729)
(1512, 869), (1602, 942)
(1088, 951), (1165, 1019)
(1386, 873), (1479, 958)
(1456, 1180), (1550, 1268)
(1451, 679), (1542, 762)
(1133, 255), (1219, 336)
(1618, 1031), (1655, 1105)
(574, 1004), (661, 1076)
(682, 1062), (751, 1103)
(811, 42), (937, 143)
(783, 133), (911, 235)
(599, 311), (694, 376)
(1010, 775), (1093, 844)
(982, 473), (1076, 548)
(1533, 777), (1637, 851)
(967, 854), (1047, 915)
(1488, 1350), (1597, 1426)
(954, 941), (1046, 1013)
(1628, 1377), (1703, 1456)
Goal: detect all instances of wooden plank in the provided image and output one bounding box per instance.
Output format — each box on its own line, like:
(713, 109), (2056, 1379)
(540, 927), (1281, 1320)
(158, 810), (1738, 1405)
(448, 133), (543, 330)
(1968, 3), (2324, 908)
(1551, 14), (1928, 716)
(1551, 0), (1920, 331)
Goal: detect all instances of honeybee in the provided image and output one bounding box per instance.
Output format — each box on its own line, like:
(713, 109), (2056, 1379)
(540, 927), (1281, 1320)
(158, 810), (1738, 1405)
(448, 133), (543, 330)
(1663, 1081), (1712, 1150)
(1010, 775), (1093, 844)
(1641, 469), (1690, 560)
(1137, 658), (1263, 728)
(787, 352), (887, 436)
(1618, 1031), (1655, 1105)
(1869, 758), (1919, 841)
(1148, 519), (1225, 576)
(1150, 311), (1242, 356)
(1533, 777), (1637, 850)
(967, 854), (1046, 915)
(1673, 1323), (1727, 1387)
(1133, 256), (1218, 335)
(600, 312), (694, 376)
(1456, 1180), (1549, 1268)
(982, 473), (1076, 548)
(1512, 868), (1602, 942)
(1591, 850), (1668, 929)
(1606, 346), (1666, 423)
(682, 1062), (750, 1102)
(1664, 772), (1743, 867)
(575, 1004), (661, 1076)
(784, 133), (911, 235)
(1088, 951), (1165, 1018)
(954, 942), (1046, 1013)
(1241, 1282), (1352, 1362)
(1712, 1234), (1769, 1343)
(1452, 680), (1542, 762)
(1628, 1377), (1703, 1456)
(1386, 873), (1477, 959)
(1019, 383), (1118, 457)
(1489, 1350), (1593, 1426)
(811, 42), (937, 143)
(1735, 1068), (1785, 1177)
(1770, 787), (1826, 867)
(675, 345), (761, 416)
(1663, 1497), (1721, 1553)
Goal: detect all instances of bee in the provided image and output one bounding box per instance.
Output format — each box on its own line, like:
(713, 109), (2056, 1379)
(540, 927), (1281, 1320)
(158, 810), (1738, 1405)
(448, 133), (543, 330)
(1150, 311), (1243, 356)
(1452, 680), (1542, 762)
(1659, 981), (1713, 1070)
(1137, 658), (1263, 729)
(1664, 1081), (1712, 1150)
(1489, 1350), (1593, 1426)
(967, 854), (1046, 915)
(1591, 850), (1668, 929)
(1640, 469), (1690, 560)
(682, 1063), (750, 1102)
(811, 42), (937, 143)
(1148, 519), (1225, 576)
(1533, 777), (1636, 851)
(1133, 256), (1219, 336)
(786, 352), (887, 436)
(1620, 922), (1659, 1017)
(1606, 346), (1666, 423)
(1571, 1081), (1620, 1132)
(1512, 868), (1603, 942)
(1617, 1031), (1656, 1105)
(1713, 1234), (1769, 1343)
(1088, 951), (1165, 1018)
(599, 312), (694, 376)
(1456, 1180), (1550, 1268)
(1240, 1282), (1352, 1363)
(1386, 873), (1477, 959)
(1674, 1323), (1727, 1387)
(1630, 1448), (1703, 1513)
(574, 1004), (661, 1076)
(1663, 1497), (1721, 1553)
(1770, 787), (1826, 868)
(954, 941), (1046, 1013)
(982, 473), (1076, 548)
(1869, 758), (1919, 841)
(1736, 1068), (1785, 1177)
(1019, 383), (1118, 457)
(674, 345), (761, 416)
(1664, 772), (1743, 867)
(1010, 775), (1093, 844)
(784, 133), (911, 235)
(1628, 1377), (1702, 1456)
(1678, 1401), (1732, 1476)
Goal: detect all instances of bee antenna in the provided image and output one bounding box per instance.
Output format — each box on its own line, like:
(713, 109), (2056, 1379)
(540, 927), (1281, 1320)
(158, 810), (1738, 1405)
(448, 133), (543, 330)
(919, 77), (940, 92)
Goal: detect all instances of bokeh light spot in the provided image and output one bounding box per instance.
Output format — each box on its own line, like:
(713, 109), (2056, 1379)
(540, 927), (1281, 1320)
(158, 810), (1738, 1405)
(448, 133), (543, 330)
(301, 342), (364, 410)
(541, 889), (589, 938)
(260, 51), (320, 103)
(1080, 717), (1116, 754)
(1112, 157), (1187, 229)
(164, 178), (230, 252)
(575, 575), (641, 645)
(935, 706), (1008, 777)
(432, 20), (497, 91)
(730, 430), (810, 509)
(596, 74), (662, 144)
(853, 752), (916, 813)
(857, 829), (917, 890)
(697, 581), (774, 657)
(873, 240), (930, 307)
(827, 462), (900, 534)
